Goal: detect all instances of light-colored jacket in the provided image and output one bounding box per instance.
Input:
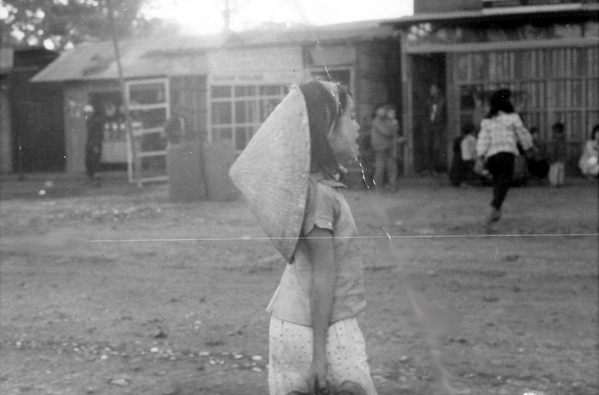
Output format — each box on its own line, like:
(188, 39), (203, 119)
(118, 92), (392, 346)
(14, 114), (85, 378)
(476, 112), (532, 159)
(579, 139), (599, 177)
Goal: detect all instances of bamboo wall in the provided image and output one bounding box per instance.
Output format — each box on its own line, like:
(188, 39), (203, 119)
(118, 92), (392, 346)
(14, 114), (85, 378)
(453, 45), (599, 170)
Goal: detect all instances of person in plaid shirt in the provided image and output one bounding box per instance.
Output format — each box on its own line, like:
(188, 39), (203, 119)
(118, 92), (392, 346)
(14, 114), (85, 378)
(476, 89), (533, 231)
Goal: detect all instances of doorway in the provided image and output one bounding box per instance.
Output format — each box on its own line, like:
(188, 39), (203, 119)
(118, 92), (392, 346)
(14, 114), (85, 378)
(411, 53), (447, 173)
(88, 91), (126, 171)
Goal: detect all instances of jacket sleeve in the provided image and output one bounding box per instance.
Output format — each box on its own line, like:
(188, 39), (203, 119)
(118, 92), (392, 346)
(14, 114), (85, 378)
(513, 115), (533, 150)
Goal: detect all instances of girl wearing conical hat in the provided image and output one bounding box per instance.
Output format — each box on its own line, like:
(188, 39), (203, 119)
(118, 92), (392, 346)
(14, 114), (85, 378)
(230, 81), (377, 395)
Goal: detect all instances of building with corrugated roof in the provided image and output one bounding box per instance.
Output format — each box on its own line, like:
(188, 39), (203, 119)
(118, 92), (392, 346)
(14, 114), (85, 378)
(29, 2), (599, 180)
(387, 0), (599, 174)
(31, 21), (400, 179)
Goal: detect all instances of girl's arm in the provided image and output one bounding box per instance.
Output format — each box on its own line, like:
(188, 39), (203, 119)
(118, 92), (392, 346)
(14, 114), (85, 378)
(306, 226), (336, 394)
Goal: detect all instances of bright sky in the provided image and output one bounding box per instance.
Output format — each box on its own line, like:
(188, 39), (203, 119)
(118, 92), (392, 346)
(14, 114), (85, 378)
(148, 0), (414, 34)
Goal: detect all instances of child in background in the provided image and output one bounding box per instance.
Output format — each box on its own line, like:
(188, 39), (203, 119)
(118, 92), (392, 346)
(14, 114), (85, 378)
(387, 105), (404, 159)
(527, 127), (550, 181)
(449, 122), (478, 187)
(229, 81), (378, 395)
(579, 124), (599, 178)
(548, 122), (567, 186)
(371, 104), (399, 192)
(460, 122), (477, 174)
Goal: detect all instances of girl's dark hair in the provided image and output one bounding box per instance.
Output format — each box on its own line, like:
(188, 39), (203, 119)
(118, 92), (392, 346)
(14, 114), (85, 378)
(299, 81), (351, 175)
(487, 89), (515, 118)
(462, 122), (475, 135)
(591, 124), (599, 140)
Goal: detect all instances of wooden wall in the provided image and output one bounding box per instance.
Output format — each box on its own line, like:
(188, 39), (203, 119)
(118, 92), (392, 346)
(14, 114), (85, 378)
(356, 41), (401, 131)
(452, 45), (599, 171)
(0, 89), (11, 174)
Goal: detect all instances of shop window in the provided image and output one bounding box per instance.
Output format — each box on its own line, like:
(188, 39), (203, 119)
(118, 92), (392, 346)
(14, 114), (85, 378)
(129, 82), (167, 105)
(209, 83), (288, 152)
(211, 102), (232, 124)
(211, 86), (232, 98)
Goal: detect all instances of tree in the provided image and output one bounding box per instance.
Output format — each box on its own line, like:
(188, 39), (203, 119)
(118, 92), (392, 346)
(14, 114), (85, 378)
(0, 0), (161, 50)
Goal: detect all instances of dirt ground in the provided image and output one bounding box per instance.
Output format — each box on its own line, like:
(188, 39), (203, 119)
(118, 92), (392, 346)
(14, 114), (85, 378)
(1, 173), (597, 395)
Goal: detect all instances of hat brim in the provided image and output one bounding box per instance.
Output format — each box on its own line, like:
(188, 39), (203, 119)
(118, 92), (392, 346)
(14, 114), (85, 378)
(229, 87), (310, 263)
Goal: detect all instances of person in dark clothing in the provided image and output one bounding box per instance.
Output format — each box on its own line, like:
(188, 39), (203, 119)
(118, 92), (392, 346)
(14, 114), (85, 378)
(449, 122), (478, 187)
(423, 83), (446, 174)
(84, 104), (105, 181)
(526, 127), (550, 181)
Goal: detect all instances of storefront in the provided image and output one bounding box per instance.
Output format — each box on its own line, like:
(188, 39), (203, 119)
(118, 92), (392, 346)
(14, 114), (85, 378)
(390, 4), (599, 174)
(207, 46), (303, 153)
(32, 22), (399, 180)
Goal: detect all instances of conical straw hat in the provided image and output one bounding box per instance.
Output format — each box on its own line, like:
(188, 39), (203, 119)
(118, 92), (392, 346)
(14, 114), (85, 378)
(229, 87), (310, 263)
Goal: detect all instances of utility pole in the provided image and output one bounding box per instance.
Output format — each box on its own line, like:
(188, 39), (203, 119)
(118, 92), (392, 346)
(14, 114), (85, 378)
(223, 0), (231, 33)
(105, 0), (139, 186)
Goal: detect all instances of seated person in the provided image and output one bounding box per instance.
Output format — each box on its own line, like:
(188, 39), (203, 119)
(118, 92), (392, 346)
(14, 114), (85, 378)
(449, 122), (479, 187)
(579, 124), (599, 178)
(526, 127), (550, 180)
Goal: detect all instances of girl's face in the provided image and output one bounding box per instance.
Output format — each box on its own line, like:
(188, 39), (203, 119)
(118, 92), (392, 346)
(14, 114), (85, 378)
(376, 106), (387, 118)
(328, 95), (360, 165)
(387, 109), (396, 119)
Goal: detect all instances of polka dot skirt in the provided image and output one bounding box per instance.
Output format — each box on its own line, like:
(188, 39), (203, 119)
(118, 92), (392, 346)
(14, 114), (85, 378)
(268, 317), (378, 395)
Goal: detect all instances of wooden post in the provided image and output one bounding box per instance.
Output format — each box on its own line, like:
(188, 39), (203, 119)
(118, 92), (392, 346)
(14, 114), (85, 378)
(105, 0), (139, 186)
(399, 30), (414, 175)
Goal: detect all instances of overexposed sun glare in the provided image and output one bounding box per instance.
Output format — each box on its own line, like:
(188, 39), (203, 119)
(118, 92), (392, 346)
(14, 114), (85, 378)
(148, 0), (225, 34)
(148, 0), (300, 34)
(147, 0), (413, 34)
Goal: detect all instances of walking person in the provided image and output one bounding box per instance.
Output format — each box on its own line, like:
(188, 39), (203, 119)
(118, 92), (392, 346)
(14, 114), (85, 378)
(229, 80), (378, 395)
(476, 89), (533, 231)
(371, 104), (399, 191)
(548, 122), (567, 187)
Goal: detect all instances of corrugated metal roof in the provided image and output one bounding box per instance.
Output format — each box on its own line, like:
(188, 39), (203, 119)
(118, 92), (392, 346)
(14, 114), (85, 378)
(32, 21), (395, 83)
(31, 34), (223, 82)
(384, 2), (599, 27)
(226, 20), (396, 47)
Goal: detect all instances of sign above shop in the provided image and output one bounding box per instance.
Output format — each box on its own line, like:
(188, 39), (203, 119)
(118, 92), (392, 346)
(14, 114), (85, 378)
(210, 71), (305, 85)
(208, 46), (303, 84)
(209, 46), (302, 73)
